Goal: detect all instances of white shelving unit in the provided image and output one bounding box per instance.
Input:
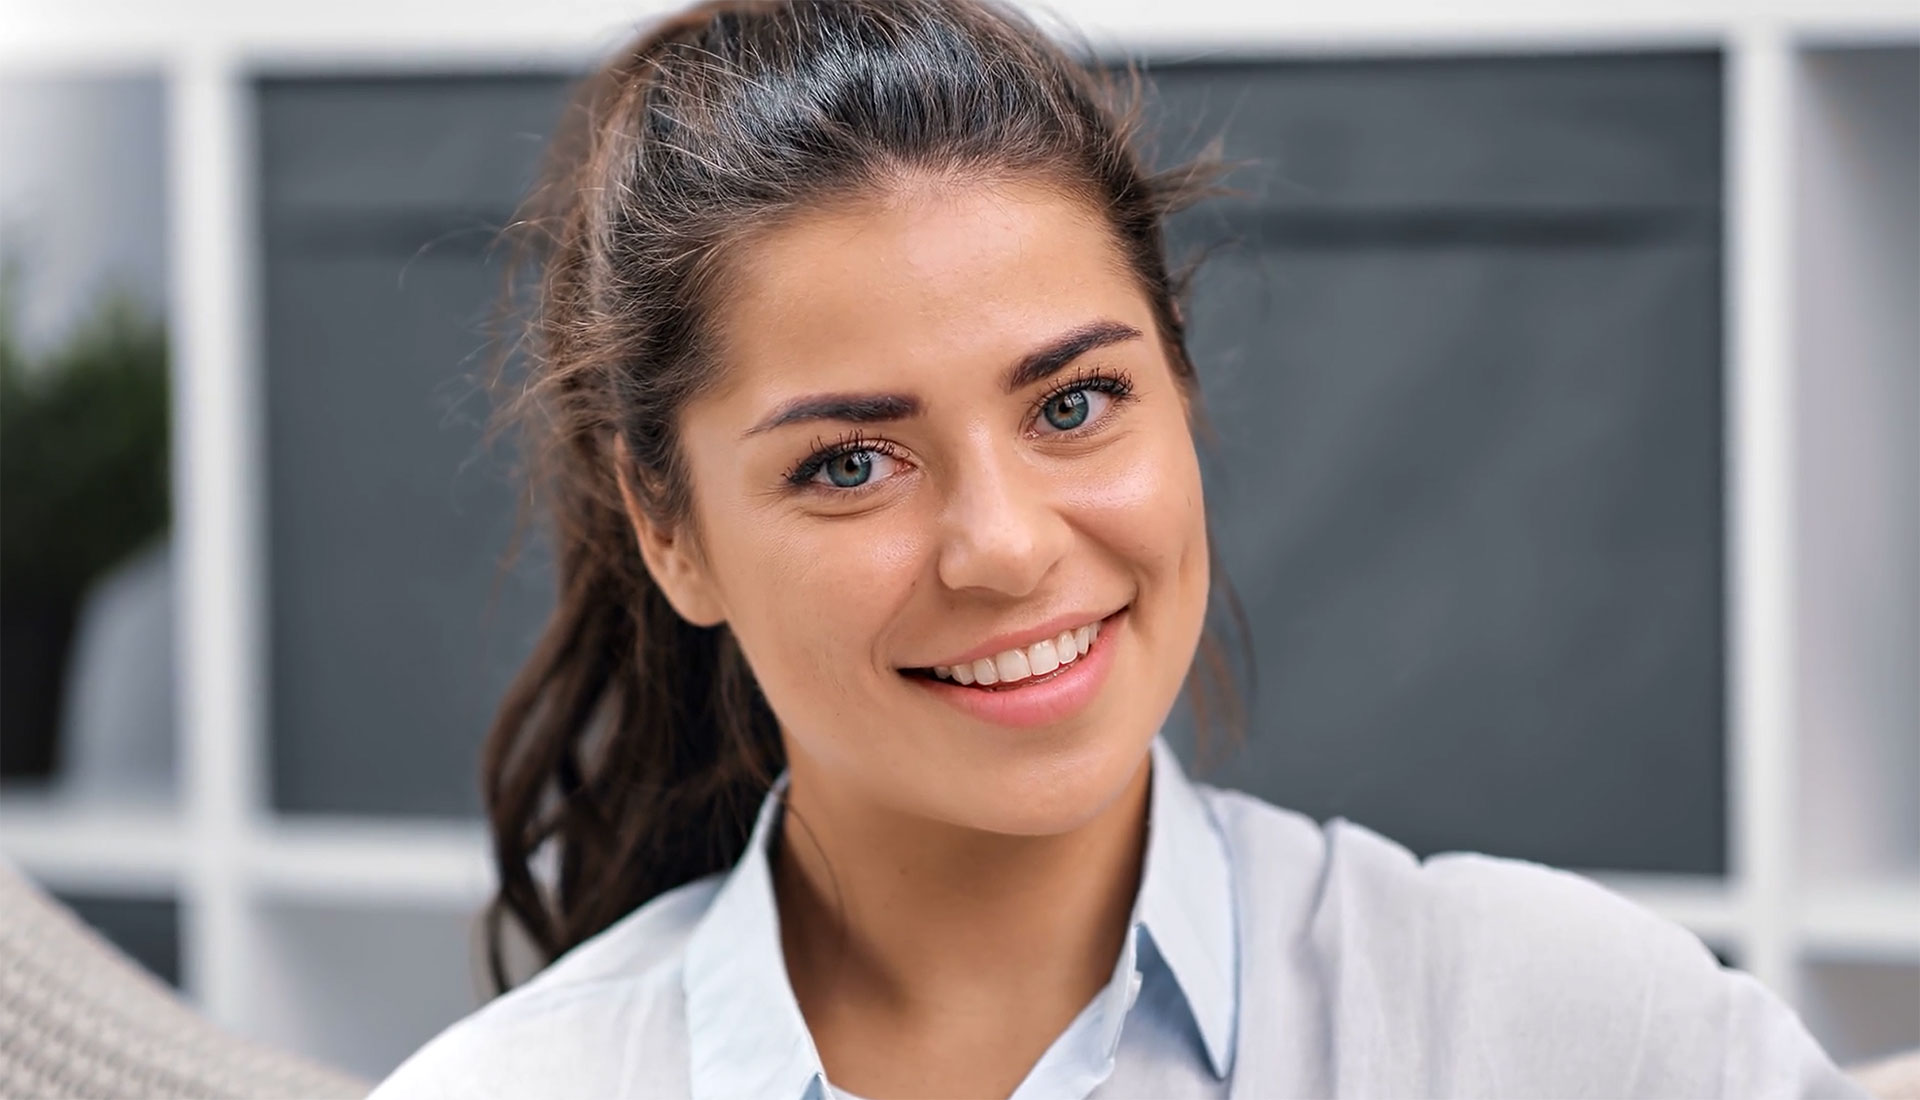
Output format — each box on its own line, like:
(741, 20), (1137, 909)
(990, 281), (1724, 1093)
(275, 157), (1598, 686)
(1788, 39), (1920, 1068)
(1, 0), (1915, 1081)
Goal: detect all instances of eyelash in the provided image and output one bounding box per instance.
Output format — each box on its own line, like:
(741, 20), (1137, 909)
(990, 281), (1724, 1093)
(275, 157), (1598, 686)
(784, 430), (906, 488)
(781, 367), (1137, 490)
(1026, 367), (1135, 433)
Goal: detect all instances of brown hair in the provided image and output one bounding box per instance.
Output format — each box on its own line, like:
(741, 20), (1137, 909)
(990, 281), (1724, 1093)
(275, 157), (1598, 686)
(480, 0), (1235, 994)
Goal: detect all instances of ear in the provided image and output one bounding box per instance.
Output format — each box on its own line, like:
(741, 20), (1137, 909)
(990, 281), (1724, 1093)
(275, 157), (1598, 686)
(611, 435), (727, 628)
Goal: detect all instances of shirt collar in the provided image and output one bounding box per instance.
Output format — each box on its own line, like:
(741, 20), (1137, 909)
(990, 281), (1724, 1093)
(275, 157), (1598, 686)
(1137, 735), (1238, 1079)
(683, 770), (830, 1100)
(682, 736), (1238, 1100)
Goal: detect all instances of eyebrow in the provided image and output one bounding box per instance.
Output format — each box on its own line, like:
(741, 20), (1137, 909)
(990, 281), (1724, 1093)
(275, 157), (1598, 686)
(743, 392), (921, 437)
(1002, 319), (1143, 393)
(742, 318), (1144, 438)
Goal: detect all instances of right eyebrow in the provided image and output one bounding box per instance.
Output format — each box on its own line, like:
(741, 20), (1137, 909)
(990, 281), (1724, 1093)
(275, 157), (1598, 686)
(741, 392), (921, 438)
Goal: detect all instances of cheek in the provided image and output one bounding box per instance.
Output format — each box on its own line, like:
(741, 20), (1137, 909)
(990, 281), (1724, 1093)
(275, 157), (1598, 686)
(1065, 414), (1208, 582)
(705, 505), (926, 716)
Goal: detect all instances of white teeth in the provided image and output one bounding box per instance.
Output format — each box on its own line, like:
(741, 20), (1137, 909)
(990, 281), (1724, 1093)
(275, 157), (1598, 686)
(1056, 630), (1078, 663)
(1029, 639), (1060, 675)
(928, 618), (1107, 689)
(995, 648), (1031, 683)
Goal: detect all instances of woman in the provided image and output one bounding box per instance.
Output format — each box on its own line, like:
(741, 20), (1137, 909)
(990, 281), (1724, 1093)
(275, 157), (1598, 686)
(373, 2), (1864, 1097)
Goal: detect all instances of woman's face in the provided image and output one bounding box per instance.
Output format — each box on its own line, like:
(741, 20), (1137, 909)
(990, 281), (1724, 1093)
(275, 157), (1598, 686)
(644, 179), (1209, 837)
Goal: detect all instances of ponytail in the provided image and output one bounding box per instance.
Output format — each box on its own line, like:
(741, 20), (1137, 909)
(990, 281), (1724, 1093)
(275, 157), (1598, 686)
(478, 5), (785, 994)
(477, 466), (779, 993)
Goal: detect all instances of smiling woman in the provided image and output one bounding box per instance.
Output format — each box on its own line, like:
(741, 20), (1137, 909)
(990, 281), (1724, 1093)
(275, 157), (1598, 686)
(367, 2), (1865, 1099)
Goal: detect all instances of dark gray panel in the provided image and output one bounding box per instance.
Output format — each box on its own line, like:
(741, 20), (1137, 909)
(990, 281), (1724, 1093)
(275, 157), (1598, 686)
(259, 76), (568, 215)
(262, 249), (555, 815)
(259, 76), (567, 816)
(1139, 53), (1722, 213)
(1174, 238), (1724, 873)
(1151, 55), (1725, 873)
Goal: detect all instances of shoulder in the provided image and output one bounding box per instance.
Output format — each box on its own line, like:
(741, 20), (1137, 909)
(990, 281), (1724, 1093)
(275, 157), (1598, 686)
(1314, 813), (1711, 977)
(1202, 788), (1860, 1097)
(367, 875), (723, 1100)
(1204, 784), (1723, 993)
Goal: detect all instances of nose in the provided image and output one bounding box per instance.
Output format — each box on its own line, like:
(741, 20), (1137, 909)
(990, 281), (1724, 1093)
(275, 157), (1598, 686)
(935, 436), (1073, 599)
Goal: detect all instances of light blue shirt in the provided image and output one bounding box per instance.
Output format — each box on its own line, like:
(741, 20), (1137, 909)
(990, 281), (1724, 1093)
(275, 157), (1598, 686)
(373, 738), (1864, 1099)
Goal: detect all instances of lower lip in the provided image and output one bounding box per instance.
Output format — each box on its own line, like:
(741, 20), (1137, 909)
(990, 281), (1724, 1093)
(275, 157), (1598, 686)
(905, 610), (1125, 729)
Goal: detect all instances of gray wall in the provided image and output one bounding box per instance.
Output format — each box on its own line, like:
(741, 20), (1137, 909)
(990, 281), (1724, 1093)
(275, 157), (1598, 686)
(1153, 54), (1725, 873)
(259, 76), (564, 817)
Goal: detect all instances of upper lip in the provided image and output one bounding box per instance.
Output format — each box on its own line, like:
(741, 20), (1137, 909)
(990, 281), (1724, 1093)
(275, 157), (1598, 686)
(907, 607), (1122, 670)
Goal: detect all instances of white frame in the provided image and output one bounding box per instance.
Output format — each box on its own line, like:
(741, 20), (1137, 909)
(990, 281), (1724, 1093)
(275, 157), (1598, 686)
(1, 0), (1915, 1059)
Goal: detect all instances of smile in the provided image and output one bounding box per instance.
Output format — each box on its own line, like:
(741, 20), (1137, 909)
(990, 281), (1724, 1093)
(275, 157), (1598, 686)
(901, 608), (1126, 729)
(929, 619), (1101, 688)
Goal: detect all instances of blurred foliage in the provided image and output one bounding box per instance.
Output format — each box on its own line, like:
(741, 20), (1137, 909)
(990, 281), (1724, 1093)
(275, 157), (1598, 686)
(1, 275), (171, 600)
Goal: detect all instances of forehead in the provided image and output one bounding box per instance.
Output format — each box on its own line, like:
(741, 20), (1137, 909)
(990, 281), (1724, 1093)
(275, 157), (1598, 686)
(707, 179), (1148, 398)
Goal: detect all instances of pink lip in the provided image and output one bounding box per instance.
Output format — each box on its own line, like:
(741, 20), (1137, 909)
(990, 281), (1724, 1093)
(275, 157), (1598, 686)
(906, 608), (1125, 728)
(910, 607), (1124, 671)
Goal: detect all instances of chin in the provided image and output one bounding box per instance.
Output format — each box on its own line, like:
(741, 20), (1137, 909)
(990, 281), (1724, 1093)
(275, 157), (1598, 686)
(943, 720), (1156, 838)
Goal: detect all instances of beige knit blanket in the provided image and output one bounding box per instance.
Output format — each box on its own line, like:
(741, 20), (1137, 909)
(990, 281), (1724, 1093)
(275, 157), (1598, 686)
(0, 860), (367, 1099)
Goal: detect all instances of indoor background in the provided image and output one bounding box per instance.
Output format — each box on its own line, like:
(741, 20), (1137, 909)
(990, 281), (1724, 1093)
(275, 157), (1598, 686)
(1, 0), (1915, 1083)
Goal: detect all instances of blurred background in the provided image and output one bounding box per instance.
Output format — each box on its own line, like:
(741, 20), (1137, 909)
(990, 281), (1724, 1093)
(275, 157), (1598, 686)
(0, 0), (1914, 1084)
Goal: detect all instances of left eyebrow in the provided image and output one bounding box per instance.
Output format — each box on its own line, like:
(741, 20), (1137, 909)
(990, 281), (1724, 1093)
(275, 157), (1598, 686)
(1002, 319), (1144, 393)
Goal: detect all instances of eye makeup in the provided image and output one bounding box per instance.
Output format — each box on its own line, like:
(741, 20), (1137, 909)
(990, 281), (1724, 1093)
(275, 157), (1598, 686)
(783, 430), (907, 490)
(1024, 367), (1135, 436)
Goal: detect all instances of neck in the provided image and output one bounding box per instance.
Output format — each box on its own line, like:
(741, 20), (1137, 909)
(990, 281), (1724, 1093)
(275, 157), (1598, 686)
(772, 749), (1151, 1032)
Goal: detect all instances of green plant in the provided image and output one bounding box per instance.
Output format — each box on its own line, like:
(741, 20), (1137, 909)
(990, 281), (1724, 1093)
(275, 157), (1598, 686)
(0, 274), (170, 777)
(1, 285), (171, 598)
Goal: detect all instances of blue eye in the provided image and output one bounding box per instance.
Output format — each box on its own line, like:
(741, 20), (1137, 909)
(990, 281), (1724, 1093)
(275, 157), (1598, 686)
(1042, 389), (1091, 430)
(790, 441), (904, 491)
(823, 450), (874, 488)
(1030, 371), (1133, 436)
